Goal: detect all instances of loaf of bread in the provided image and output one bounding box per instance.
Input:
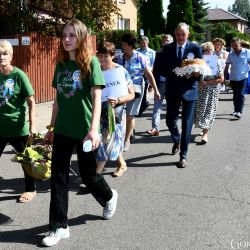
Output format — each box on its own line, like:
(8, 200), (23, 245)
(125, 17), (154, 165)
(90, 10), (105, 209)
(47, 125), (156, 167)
(181, 58), (206, 67)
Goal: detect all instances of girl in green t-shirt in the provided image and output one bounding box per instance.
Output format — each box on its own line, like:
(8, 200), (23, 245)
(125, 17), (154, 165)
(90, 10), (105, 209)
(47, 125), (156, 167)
(42, 19), (118, 247)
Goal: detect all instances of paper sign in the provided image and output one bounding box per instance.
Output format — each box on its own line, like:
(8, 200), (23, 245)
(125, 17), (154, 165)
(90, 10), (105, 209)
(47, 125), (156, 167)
(115, 49), (123, 62)
(102, 66), (128, 102)
(0, 39), (19, 46)
(22, 36), (30, 45)
(202, 55), (218, 75)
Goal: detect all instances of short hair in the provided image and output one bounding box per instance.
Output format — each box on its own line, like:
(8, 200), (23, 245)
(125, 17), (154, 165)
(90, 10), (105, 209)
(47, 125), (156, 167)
(140, 36), (149, 43)
(0, 40), (13, 55)
(97, 42), (116, 56)
(121, 33), (137, 49)
(201, 42), (214, 52)
(161, 34), (173, 42)
(175, 22), (189, 32)
(231, 37), (241, 44)
(241, 40), (250, 49)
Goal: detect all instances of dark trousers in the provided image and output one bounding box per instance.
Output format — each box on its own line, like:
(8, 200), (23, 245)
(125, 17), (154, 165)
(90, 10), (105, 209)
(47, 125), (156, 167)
(166, 95), (196, 160)
(231, 78), (247, 113)
(139, 78), (149, 113)
(49, 133), (113, 230)
(0, 135), (36, 192)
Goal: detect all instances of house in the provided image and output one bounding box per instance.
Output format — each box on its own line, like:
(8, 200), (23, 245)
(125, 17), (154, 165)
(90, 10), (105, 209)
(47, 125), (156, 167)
(113, 0), (137, 31)
(207, 8), (248, 33)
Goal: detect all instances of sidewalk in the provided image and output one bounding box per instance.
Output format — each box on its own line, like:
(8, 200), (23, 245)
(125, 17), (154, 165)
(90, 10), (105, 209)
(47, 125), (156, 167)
(35, 101), (53, 133)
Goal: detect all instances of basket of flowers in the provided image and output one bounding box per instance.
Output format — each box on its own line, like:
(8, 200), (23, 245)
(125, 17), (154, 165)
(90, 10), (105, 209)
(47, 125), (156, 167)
(12, 133), (52, 181)
(173, 58), (212, 78)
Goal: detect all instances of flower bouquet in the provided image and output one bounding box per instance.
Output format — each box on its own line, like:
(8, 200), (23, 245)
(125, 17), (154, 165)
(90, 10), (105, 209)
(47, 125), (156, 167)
(12, 133), (52, 181)
(173, 58), (212, 78)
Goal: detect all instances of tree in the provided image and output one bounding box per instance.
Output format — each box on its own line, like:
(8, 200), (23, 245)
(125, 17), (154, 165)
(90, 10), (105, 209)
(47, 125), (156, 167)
(165, 0), (194, 38)
(192, 0), (209, 42)
(138, 0), (165, 36)
(71, 0), (120, 33)
(230, 0), (250, 19)
(0, 0), (120, 36)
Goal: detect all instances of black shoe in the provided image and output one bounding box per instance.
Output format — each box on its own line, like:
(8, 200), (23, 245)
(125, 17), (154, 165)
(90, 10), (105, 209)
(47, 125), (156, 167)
(172, 143), (180, 155)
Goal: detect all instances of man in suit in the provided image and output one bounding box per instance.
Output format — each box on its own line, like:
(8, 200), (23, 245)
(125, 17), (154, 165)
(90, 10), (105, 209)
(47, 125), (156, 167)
(162, 22), (202, 168)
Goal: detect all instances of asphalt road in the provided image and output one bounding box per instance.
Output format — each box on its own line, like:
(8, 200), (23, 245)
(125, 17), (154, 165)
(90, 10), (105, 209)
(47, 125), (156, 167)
(0, 91), (250, 250)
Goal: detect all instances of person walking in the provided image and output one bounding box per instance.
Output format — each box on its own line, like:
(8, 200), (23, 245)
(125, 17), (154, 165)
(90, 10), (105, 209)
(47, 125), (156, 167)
(224, 37), (250, 119)
(146, 34), (173, 136)
(118, 33), (160, 152)
(194, 42), (224, 143)
(136, 36), (156, 115)
(96, 42), (135, 177)
(0, 40), (37, 203)
(161, 23), (202, 168)
(41, 19), (118, 247)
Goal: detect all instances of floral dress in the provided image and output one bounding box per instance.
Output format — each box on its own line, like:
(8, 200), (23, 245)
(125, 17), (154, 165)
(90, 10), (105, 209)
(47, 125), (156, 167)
(194, 64), (222, 130)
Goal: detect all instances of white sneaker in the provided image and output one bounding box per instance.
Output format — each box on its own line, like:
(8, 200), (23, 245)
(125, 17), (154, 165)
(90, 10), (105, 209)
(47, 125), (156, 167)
(230, 112), (237, 116)
(41, 226), (70, 247)
(103, 189), (118, 220)
(235, 112), (241, 119)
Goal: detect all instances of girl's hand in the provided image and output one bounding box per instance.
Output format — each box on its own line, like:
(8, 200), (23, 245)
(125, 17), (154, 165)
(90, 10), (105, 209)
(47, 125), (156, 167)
(83, 130), (100, 151)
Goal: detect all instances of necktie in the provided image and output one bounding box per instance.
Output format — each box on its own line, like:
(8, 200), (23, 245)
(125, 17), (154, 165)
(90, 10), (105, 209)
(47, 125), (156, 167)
(177, 46), (182, 66)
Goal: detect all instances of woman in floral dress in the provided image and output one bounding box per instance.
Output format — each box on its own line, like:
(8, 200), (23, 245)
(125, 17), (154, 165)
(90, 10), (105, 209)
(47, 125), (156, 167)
(194, 42), (224, 144)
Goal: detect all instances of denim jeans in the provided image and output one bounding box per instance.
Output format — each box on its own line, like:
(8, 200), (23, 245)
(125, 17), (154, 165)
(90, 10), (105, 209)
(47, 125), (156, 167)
(152, 80), (167, 131)
(49, 133), (113, 230)
(231, 78), (247, 113)
(0, 135), (36, 192)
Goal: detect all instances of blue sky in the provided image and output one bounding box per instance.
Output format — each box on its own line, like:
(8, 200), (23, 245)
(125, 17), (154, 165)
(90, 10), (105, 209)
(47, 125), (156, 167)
(163, 0), (236, 15)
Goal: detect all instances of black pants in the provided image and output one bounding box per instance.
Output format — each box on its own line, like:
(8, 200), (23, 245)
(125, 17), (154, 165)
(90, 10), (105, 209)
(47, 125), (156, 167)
(49, 133), (113, 230)
(0, 135), (36, 192)
(139, 78), (149, 114)
(231, 78), (247, 113)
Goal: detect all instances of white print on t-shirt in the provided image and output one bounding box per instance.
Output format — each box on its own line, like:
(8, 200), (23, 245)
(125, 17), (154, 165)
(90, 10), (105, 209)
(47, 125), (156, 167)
(72, 70), (82, 90)
(101, 67), (129, 102)
(3, 79), (15, 97)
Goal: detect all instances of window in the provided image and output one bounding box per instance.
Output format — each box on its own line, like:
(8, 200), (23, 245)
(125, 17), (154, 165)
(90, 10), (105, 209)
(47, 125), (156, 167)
(118, 17), (130, 30)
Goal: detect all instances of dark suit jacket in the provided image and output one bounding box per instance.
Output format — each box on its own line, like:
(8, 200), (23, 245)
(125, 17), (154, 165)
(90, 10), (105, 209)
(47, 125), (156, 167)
(162, 41), (202, 101)
(153, 48), (165, 85)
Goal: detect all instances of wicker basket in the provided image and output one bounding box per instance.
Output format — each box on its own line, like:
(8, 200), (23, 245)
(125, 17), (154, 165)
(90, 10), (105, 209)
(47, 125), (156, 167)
(13, 134), (52, 181)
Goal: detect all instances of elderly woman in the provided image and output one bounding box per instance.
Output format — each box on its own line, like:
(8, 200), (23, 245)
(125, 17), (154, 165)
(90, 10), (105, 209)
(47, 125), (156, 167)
(118, 33), (160, 151)
(0, 40), (36, 202)
(96, 42), (135, 177)
(194, 42), (224, 143)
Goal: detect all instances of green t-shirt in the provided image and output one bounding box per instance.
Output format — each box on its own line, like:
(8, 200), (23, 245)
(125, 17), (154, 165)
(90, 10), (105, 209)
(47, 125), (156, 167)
(0, 67), (34, 137)
(52, 56), (105, 139)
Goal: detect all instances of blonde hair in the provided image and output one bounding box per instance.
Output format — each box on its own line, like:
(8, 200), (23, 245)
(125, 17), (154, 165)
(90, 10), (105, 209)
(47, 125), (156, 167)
(59, 19), (92, 80)
(201, 42), (214, 52)
(212, 37), (226, 47)
(0, 40), (13, 55)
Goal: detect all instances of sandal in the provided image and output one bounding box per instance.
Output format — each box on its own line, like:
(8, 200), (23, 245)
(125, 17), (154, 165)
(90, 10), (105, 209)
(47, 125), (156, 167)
(112, 164), (127, 177)
(18, 191), (36, 203)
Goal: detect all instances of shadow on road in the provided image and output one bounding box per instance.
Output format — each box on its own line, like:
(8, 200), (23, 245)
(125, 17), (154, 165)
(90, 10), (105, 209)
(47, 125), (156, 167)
(0, 214), (103, 247)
